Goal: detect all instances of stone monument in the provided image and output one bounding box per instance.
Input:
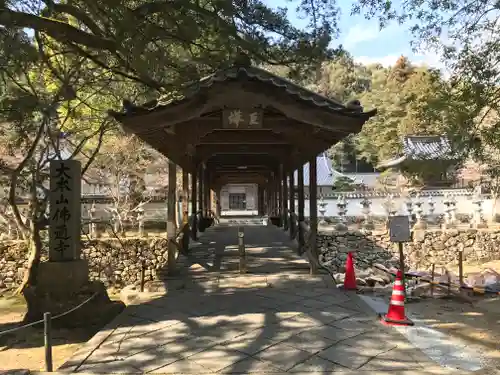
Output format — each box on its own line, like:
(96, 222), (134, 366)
(23, 160), (124, 326)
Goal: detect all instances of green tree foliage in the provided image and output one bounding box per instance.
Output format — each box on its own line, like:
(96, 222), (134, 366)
(0, 0), (344, 91)
(356, 56), (451, 164)
(351, 0), (500, 164)
(332, 176), (359, 191)
(280, 54), (455, 170)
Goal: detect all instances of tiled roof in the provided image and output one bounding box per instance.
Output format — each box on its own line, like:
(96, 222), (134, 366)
(403, 136), (453, 160)
(377, 135), (456, 168)
(111, 65), (376, 119)
(294, 153), (356, 186)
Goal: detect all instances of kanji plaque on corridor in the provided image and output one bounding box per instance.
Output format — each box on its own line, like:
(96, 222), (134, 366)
(49, 160), (82, 261)
(222, 109), (263, 129)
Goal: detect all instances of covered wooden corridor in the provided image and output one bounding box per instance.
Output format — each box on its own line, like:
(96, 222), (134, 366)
(110, 58), (376, 275)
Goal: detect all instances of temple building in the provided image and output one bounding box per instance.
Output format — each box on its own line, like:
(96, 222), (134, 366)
(376, 135), (460, 187)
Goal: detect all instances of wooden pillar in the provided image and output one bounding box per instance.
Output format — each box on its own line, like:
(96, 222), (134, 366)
(209, 189), (214, 214)
(282, 166), (289, 231)
(257, 185), (261, 215)
(182, 169), (189, 224)
(274, 174), (279, 216)
(167, 160), (177, 274)
(309, 156), (318, 274)
(262, 186), (266, 215)
(262, 185), (266, 216)
(278, 165), (284, 227)
(215, 187), (221, 218)
(269, 175), (275, 216)
(191, 169), (197, 240)
(198, 164), (203, 217)
(204, 167), (210, 216)
(266, 180), (272, 216)
(297, 163), (305, 254)
(289, 171), (295, 239)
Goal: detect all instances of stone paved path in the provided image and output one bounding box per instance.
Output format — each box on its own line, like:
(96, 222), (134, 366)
(60, 224), (456, 374)
(174, 222), (311, 276)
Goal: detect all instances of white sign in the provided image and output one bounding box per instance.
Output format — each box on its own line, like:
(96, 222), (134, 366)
(389, 215), (411, 242)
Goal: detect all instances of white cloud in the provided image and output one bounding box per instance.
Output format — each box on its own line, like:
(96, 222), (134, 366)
(342, 24), (380, 50)
(354, 54), (403, 67)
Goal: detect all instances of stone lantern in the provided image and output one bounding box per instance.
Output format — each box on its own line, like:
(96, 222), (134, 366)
(335, 195), (348, 231)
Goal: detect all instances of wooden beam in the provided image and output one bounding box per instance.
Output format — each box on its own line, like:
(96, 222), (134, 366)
(121, 85), (234, 130)
(198, 130), (289, 145)
(214, 166), (271, 172)
(128, 111), (354, 141)
(207, 153), (280, 166)
(214, 174), (269, 181)
(235, 81), (370, 132)
(195, 144), (291, 160)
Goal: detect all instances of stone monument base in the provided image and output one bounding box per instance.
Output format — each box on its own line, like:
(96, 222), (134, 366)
(22, 260), (124, 327)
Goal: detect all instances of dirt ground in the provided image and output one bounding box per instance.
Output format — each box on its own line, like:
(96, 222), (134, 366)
(0, 291), (121, 372)
(401, 259), (500, 372)
(406, 295), (500, 370)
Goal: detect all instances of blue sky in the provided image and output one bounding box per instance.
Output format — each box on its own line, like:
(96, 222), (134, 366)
(265, 0), (444, 69)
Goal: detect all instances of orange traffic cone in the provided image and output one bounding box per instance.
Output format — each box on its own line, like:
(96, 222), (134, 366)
(380, 270), (414, 326)
(343, 252), (357, 290)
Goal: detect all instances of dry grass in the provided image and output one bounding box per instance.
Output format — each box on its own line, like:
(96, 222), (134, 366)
(0, 290), (121, 372)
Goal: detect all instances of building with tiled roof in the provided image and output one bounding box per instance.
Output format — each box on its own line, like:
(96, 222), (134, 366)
(377, 135), (456, 169)
(290, 153), (380, 197)
(376, 135), (461, 188)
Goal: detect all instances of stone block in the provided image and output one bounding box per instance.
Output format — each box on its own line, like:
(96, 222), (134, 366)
(23, 280), (124, 327)
(37, 259), (89, 294)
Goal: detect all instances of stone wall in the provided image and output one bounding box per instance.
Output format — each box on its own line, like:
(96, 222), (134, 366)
(0, 238), (169, 291)
(318, 229), (500, 274)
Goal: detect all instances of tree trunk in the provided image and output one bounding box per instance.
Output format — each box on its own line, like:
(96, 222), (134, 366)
(15, 221), (43, 295)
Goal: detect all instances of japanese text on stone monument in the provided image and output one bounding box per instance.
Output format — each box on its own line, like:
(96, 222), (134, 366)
(49, 160), (81, 261)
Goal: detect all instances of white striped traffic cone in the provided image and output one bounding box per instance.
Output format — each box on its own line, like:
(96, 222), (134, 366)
(380, 270), (414, 326)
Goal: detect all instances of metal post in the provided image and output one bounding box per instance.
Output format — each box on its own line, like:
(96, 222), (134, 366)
(238, 227), (246, 274)
(44, 312), (53, 372)
(430, 263), (435, 297)
(398, 242), (406, 298)
(140, 260), (146, 292)
(458, 250), (464, 290)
